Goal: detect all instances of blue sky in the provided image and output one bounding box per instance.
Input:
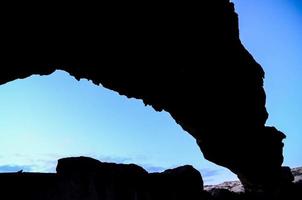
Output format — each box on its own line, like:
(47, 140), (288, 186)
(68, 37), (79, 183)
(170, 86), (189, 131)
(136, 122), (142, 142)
(232, 0), (302, 168)
(0, 0), (301, 185)
(0, 71), (231, 184)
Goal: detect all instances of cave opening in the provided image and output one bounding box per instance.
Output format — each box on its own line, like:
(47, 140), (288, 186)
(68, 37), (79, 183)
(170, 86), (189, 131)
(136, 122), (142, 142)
(0, 70), (237, 185)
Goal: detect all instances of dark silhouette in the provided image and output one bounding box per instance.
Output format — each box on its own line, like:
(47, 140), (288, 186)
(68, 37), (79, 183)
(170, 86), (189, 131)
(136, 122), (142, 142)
(0, 0), (300, 199)
(0, 157), (301, 199)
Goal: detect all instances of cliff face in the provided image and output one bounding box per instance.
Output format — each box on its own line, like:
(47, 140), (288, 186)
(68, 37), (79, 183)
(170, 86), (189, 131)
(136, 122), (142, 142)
(0, 0), (292, 192)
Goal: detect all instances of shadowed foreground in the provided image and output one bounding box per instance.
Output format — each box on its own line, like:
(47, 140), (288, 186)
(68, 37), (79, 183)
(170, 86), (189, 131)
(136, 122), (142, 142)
(0, 157), (301, 200)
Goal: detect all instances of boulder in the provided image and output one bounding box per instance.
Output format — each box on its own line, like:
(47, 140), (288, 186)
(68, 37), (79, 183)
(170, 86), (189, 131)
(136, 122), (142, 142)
(56, 157), (204, 200)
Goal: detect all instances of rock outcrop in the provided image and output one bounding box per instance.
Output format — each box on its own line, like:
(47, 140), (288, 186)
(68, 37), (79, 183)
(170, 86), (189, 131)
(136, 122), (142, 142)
(205, 181), (244, 193)
(0, 157), (300, 200)
(0, 0), (293, 194)
(205, 167), (302, 193)
(292, 167), (302, 183)
(0, 157), (205, 200)
(204, 167), (302, 200)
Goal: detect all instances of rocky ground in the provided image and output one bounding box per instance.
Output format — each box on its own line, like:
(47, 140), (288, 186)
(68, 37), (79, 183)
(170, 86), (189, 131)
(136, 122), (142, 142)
(205, 180), (244, 193)
(204, 167), (302, 200)
(205, 167), (302, 193)
(292, 167), (302, 183)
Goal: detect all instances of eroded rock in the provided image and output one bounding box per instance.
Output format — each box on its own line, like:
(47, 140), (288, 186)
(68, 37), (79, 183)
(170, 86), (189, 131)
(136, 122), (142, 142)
(55, 157), (204, 200)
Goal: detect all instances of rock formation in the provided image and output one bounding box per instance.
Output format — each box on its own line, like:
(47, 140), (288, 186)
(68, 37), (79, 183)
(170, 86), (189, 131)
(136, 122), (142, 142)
(0, 0), (294, 195)
(292, 167), (302, 184)
(205, 167), (302, 193)
(204, 167), (302, 200)
(0, 157), (205, 200)
(0, 157), (300, 199)
(205, 181), (244, 193)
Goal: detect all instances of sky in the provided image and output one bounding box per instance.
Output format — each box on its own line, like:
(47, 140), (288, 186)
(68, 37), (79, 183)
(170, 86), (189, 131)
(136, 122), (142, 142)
(0, 0), (301, 185)
(232, 0), (302, 168)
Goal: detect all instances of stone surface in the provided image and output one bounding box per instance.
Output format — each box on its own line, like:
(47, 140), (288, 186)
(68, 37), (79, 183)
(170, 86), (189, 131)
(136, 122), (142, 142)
(204, 167), (302, 199)
(56, 157), (149, 200)
(205, 181), (244, 193)
(147, 165), (204, 200)
(292, 167), (302, 183)
(205, 167), (300, 194)
(208, 188), (241, 200)
(0, 0), (293, 193)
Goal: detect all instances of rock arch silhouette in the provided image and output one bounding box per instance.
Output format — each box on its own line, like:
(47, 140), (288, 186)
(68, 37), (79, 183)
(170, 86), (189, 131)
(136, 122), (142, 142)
(0, 1), (290, 191)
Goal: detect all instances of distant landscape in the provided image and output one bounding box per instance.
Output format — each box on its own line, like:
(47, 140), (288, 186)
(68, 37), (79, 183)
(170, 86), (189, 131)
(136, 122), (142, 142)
(205, 167), (302, 192)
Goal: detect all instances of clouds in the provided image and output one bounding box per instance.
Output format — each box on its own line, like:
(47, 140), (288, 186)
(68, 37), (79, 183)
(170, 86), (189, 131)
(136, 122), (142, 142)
(0, 153), (222, 176)
(0, 153), (237, 185)
(143, 166), (166, 173)
(201, 168), (221, 178)
(199, 168), (223, 184)
(0, 164), (32, 172)
(96, 155), (133, 164)
(0, 152), (237, 185)
(0, 153), (59, 173)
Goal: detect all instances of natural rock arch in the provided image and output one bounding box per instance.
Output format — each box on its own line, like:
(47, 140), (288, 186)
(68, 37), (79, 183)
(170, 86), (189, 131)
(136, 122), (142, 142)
(0, 0), (291, 191)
